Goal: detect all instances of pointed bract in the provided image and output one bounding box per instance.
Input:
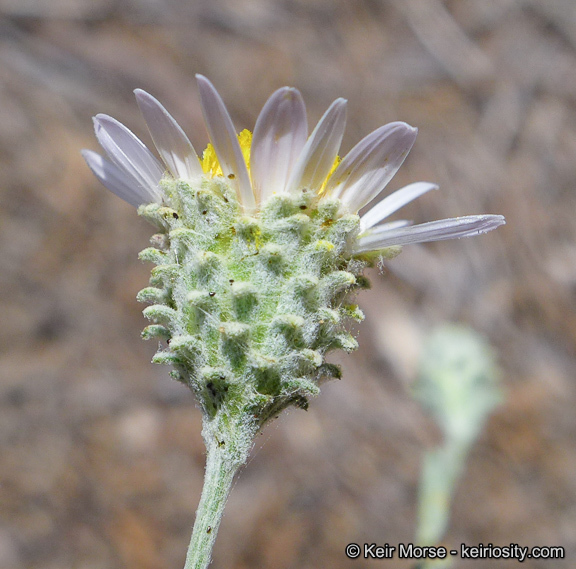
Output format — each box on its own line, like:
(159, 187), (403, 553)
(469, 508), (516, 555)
(196, 75), (255, 211)
(251, 87), (308, 203)
(134, 89), (203, 181)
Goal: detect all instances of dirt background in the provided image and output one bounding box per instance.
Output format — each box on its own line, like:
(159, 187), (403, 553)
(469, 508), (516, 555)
(1, 1), (575, 568)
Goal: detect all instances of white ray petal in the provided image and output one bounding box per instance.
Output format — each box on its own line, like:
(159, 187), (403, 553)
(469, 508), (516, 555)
(250, 87), (308, 203)
(360, 182), (439, 231)
(373, 219), (413, 231)
(196, 75), (255, 211)
(134, 89), (203, 181)
(355, 215), (506, 252)
(287, 98), (347, 194)
(324, 122), (418, 213)
(82, 149), (158, 207)
(93, 114), (164, 201)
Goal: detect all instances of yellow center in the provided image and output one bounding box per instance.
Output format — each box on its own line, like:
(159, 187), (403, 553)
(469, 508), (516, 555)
(201, 130), (252, 178)
(200, 129), (340, 194)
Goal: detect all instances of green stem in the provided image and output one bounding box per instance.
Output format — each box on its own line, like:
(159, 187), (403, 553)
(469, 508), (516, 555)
(184, 441), (237, 569)
(184, 414), (255, 569)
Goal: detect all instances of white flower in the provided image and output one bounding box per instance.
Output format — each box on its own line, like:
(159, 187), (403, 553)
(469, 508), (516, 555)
(83, 75), (504, 252)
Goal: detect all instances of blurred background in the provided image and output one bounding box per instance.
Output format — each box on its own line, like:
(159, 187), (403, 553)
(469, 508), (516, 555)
(1, 0), (575, 567)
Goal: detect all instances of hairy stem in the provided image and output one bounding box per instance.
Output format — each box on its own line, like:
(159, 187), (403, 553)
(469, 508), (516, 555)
(184, 415), (255, 569)
(184, 442), (237, 569)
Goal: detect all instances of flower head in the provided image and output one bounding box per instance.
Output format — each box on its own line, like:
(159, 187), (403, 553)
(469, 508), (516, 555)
(81, 75), (506, 442)
(83, 75), (504, 254)
(82, 77), (505, 569)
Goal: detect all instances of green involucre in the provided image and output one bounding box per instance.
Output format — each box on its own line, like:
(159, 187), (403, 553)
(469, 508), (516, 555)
(138, 177), (376, 427)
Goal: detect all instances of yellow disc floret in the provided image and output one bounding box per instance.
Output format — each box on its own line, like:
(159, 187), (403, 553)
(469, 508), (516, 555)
(202, 129), (253, 178)
(200, 128), (339, 197)
(238, 129), (252, 173)
(201, 142), (221, 177)
(319, 155), (341, 195)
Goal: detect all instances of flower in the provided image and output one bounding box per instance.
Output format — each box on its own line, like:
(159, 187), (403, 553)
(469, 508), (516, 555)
(82, 77), (506, 569)
(82, 75), (504, 254)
